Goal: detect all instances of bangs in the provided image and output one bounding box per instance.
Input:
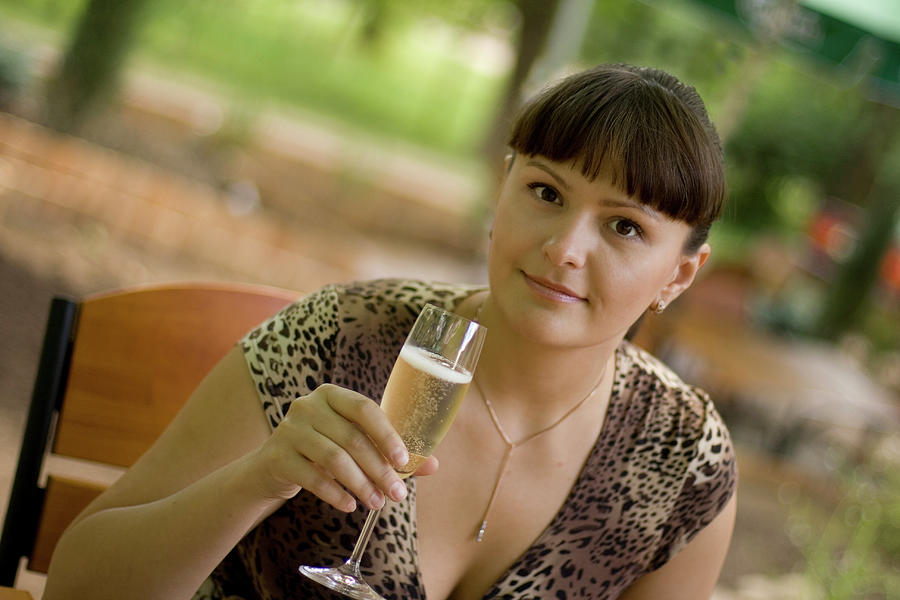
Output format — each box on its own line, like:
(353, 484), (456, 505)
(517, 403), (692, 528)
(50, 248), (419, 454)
(507, 67), (725, 227)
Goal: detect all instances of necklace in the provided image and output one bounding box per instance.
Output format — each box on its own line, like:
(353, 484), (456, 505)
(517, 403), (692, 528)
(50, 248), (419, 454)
(471, 298), (607, 542)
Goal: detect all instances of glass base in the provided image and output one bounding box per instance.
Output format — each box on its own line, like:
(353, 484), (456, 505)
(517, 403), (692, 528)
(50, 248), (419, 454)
(299, 564), (387, 600)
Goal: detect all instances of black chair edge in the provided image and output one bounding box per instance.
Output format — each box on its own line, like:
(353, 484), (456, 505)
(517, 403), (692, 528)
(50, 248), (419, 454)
(0, 296), (78, 586)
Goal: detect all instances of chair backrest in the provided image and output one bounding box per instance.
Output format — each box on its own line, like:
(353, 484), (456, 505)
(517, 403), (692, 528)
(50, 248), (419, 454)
(0, 282), (297, 586)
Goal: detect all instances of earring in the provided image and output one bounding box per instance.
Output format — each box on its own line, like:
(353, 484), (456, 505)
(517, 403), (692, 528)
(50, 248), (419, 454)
(652, 300), (666, 314)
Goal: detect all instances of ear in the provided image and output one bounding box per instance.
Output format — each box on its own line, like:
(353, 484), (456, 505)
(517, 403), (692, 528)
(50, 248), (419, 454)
(504, 151), (516, 174)
(657, 243), (711, 306)
(493, 152), (517, 209)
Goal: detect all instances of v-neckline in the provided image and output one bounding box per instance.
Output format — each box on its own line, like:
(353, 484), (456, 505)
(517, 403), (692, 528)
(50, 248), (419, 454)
(405, 344), (627, 600)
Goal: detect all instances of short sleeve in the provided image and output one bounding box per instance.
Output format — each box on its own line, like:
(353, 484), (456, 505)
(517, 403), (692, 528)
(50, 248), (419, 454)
(650, 392), (738, 569)
(240, 284), (340, 430)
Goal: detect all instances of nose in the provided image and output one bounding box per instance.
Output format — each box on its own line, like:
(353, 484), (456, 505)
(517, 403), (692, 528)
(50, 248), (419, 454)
(542, 214), (592, 268)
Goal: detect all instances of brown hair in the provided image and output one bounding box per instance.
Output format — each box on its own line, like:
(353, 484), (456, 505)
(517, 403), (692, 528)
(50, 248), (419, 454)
(507, 64), (725, 253)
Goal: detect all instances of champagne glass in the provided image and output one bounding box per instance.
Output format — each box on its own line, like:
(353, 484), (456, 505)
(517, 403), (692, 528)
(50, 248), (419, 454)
(298, 303), (486, 599)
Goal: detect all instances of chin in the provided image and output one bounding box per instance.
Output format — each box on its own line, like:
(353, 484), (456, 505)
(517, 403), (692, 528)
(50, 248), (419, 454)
(503, 304), (585, 346)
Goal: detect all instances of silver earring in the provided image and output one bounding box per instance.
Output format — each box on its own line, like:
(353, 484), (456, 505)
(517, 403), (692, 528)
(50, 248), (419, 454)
(653, 300), (666, 314)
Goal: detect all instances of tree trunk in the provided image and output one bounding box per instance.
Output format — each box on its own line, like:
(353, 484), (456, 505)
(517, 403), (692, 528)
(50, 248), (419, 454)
(45, 0), (149, 133)
(815, 104), (900, 340)
(481, 0), (562, 180)
(525, 0), (593, 90)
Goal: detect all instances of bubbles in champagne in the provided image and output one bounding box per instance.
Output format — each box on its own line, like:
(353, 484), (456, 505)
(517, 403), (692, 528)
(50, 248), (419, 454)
(381, 345), (472, 458)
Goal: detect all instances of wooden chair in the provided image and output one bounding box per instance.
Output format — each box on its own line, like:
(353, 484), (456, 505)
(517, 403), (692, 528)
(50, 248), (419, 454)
(0, 282), (298, 587)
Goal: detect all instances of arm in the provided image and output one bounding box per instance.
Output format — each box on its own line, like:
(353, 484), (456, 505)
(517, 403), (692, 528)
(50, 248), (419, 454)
(619, 492), (737, 600)
(42, 345), (424, 600)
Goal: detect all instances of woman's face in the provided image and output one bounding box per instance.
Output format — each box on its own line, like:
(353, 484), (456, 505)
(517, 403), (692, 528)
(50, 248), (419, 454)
(487, 154), (709, 350)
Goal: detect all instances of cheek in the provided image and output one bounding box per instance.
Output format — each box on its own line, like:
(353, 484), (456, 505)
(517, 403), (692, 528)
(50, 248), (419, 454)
(487, 230), (518, 284)
(591, 253), (672, 304)
(490, 205), (535, 258)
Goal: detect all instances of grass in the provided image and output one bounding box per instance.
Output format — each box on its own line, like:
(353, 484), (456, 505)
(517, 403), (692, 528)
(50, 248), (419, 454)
(0, 0), (506, 161)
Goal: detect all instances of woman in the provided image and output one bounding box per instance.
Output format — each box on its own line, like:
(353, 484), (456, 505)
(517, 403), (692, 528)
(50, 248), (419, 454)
(44, 64), (737, 599)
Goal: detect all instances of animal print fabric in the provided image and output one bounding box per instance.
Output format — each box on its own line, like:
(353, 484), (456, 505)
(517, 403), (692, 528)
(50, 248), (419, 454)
(194, 279), (737, 600)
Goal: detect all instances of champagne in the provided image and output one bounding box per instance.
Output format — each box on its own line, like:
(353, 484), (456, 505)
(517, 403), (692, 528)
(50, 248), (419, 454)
(381, 344), (472, 466)
(395, 452), (428, 478)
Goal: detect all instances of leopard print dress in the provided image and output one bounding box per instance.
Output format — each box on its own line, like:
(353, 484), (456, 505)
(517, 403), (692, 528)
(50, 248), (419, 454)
(195, 279), (737, 600)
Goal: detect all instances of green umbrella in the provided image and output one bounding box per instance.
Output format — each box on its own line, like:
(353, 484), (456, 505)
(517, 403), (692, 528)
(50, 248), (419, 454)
(693, 0), (900, 106)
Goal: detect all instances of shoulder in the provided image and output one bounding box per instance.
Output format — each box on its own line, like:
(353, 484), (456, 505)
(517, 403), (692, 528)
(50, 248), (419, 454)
(615, 343), (737, 567)
(617, 340), (699, 396)
(337, 278), (481, 311)
(329, 278), (480, 337)
(616, 340), (713, 431)
(616, 340), (735, 491)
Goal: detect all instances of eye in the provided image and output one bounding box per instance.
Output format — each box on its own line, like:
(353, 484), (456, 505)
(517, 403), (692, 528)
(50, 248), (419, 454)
(527, 183), (562, 205)
(609, 218), (643, 239)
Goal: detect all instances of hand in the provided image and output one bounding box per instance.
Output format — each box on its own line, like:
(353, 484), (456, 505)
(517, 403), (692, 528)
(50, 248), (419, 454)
(246, 384), (438, 512)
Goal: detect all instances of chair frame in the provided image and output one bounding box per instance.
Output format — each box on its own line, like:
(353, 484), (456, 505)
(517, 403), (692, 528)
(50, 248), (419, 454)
(0, 282), (296, 587)
(0, 298), (77, 586)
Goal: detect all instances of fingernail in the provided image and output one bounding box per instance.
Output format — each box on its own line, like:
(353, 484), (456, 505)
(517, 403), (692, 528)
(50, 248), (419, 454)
(368, 491), (386, 510)
(390, 480), (407, 502)
(392, 448), (409, 469)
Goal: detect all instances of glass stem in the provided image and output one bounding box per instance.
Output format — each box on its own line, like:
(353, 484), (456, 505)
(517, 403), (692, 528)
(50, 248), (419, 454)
(344, 506), (382, 572)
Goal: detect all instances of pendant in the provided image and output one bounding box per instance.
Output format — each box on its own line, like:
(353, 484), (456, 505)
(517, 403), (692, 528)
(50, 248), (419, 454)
(476, 520), (488, 543)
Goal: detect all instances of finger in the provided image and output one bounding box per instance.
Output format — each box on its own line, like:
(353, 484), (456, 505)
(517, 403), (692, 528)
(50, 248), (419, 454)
(412, 455), (439, 477)
(308, 415), (407, 503)
(285, 386), (407, 503)
(255, 425), (361, 512)
(296, 430), (390, 510)
(272, 449), (359, 513)
(321, 385), (409, 469)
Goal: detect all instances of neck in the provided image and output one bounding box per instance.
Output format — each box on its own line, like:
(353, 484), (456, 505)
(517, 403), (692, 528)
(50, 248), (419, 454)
(470, 294), (619, 429)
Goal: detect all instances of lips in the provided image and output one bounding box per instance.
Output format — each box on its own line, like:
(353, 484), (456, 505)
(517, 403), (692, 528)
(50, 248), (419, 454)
(522, 272), (586, 303)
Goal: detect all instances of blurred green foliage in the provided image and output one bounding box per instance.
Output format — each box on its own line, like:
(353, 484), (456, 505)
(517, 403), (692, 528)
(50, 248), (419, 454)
(725, 65), (869, 232)
(0, 0), (84, 27)
(789, 458), (900, 598)
(139, 0), (506, 155)
(0, 0), (509, 157)
(580, 0), (747, 103)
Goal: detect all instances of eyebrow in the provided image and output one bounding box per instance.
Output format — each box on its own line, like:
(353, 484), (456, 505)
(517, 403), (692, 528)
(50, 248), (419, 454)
(527, 159), (663, 221)
(602, 198), (663, 221)
(526, 160), (572, 192)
